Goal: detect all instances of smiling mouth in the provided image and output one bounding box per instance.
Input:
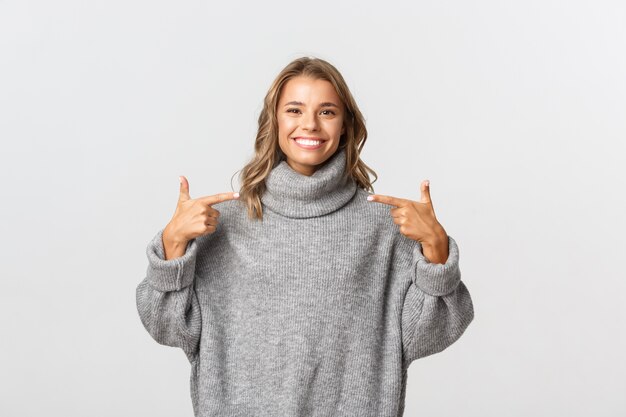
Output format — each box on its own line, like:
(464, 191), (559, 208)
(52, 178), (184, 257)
(292, 137), (326, 144)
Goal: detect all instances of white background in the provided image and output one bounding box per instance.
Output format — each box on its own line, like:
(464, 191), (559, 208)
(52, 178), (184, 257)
(1, 0), (624, 416)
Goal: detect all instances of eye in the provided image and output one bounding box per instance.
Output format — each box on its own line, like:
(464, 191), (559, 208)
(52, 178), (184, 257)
(286, 108), (301, 114)
(321, 110), (336, 115)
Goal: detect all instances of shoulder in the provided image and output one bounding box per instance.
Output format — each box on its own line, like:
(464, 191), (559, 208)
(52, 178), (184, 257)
(209, 198), (240, 218)
(348, 187), (404, 246)
(353, 187), (396, 226)
(353, 188), (421, 262)
(192, 198), (241, 249)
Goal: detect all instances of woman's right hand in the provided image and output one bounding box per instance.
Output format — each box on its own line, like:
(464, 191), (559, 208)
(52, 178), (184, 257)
(162, 175), (239, 259)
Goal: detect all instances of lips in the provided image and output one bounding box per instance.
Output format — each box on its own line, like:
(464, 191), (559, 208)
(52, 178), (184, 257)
(291, 136), (326, 150)
(292, 137), (326, 141)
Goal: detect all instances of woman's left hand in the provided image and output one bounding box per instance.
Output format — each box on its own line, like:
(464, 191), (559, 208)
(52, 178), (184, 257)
(367, 180), (450, 264)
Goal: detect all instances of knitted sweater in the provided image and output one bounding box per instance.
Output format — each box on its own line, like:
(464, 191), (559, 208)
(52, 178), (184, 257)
(135, 148), (474, 417)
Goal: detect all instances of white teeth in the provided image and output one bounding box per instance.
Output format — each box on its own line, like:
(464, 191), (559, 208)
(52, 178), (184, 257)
(295, 138), (322, 145)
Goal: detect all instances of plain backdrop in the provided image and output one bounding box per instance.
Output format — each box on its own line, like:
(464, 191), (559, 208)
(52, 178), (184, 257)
(1, 0), (624, 416)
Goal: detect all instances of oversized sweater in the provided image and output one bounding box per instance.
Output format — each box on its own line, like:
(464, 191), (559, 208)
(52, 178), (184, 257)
(135, 147), (474, 417)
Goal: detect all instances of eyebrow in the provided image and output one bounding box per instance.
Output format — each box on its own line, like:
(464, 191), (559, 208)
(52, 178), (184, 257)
(283, 101), (340, 108)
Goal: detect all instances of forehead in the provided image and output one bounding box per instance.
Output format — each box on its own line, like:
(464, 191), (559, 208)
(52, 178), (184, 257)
(279, 76), (341, 103)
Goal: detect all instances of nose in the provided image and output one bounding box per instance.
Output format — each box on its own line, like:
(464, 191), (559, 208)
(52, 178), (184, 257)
(301, 111), (319, 131)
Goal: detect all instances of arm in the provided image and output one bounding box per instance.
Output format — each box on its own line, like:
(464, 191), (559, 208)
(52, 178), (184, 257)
(135, 228), (202, 363)
(401, 235), (474, 367)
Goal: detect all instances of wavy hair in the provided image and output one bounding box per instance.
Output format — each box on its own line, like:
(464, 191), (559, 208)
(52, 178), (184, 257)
(235, 56), (377, 221)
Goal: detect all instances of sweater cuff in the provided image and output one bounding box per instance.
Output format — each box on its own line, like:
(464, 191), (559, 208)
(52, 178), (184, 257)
(412, 235), (461, 297)
(145, 228), (198, 292)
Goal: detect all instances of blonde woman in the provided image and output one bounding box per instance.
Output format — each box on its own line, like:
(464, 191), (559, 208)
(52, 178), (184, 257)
(136, 56), (474, 416)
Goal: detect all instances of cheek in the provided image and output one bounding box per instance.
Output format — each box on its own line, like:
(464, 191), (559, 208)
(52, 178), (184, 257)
(278, 117), (296, 135)
(327, 118), (344, 134)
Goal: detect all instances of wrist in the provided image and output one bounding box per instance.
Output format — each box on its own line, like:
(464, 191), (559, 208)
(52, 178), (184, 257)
(422, 227), (447, 249)
(162, 224), (189, 260)
(163, 223), (188, 246)
(420, 229), (449, 264)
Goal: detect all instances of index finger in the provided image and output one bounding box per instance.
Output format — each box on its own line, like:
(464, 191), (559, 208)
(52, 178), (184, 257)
(197, 192), (240, 206)
(367, 193), (410, 208)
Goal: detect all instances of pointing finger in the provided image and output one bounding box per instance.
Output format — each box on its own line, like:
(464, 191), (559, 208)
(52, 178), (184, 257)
(197, 191), (240, 206)
(367, 193), (410, 208)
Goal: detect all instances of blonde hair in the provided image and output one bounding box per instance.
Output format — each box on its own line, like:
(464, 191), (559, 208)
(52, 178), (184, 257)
(236, 56), (377, 221)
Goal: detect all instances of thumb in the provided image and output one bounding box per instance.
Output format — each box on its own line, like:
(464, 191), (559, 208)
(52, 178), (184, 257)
(179, 175), (191, 202)
(420, 179), (432, 204)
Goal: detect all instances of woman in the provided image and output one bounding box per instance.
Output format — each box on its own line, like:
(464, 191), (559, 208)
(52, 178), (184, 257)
(136, 56), (474, 417)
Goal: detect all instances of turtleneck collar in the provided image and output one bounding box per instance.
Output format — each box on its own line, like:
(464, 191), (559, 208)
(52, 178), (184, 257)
(261, 147), (358, 219)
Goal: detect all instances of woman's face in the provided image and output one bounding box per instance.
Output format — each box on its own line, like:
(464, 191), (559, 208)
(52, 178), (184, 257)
(276, 76), (346, 176)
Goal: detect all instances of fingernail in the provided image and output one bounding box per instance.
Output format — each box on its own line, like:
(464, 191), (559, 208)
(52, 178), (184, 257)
(425, 180), (430, 187)
(234, 192), (240, 198)
(179, 176), (182, 184)
(367, 195), (373, 201)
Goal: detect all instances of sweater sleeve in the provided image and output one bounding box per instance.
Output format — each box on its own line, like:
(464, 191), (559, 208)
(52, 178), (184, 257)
(400, 235), (474, 367)
(135, 228), (202, 363)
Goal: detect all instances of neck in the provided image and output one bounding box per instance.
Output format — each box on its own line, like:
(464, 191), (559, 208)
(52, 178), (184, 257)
(261, 148), (358, 219)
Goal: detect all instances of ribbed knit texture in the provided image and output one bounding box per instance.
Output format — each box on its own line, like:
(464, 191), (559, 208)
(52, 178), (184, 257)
(136, 147), (474, 417)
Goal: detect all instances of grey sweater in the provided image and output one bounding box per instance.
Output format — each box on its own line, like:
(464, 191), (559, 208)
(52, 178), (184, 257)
(136, 148), (474, 417)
